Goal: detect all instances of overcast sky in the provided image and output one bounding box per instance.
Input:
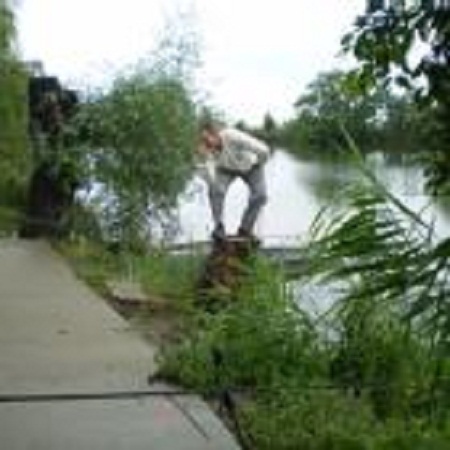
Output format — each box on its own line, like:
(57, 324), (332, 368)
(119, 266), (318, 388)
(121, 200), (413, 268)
(17, 0), (365, 124)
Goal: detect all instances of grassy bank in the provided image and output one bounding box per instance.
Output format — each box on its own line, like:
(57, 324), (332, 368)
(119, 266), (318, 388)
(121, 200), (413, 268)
(158, 255), (450, 449)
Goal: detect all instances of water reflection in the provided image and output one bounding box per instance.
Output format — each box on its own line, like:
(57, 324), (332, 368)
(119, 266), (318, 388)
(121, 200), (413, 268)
(176, 150), (449, 244)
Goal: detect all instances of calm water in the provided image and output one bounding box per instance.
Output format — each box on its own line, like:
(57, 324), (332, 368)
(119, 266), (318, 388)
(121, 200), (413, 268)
(176, 150), (450, 244)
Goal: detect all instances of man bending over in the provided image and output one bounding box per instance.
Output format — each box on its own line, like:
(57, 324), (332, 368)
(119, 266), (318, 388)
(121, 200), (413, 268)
(198, 122), (270, 242)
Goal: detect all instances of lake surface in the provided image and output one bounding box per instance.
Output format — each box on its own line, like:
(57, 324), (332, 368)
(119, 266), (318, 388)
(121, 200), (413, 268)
(175, 150), (450, 244)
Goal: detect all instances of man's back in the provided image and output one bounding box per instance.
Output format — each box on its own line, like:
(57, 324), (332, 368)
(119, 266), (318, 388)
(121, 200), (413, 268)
(216, 127), (270, 173)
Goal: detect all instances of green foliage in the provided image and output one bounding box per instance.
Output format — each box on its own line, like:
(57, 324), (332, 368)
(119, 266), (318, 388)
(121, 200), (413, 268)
(81, 74), (196, 199)
(343, 2), (449, 99)
(308, 173), (450, 346)
(59, 239), (201, 304)
(242, 390), (375, 450)
(303, 143), (450, 419)
(277, 70), (420, 156)
(343, 1), (450, 193)
(75, 69), (198, 247)
(134, 251), (202, 300)
(160, 258), (324, 391)
(0, 0), (29, 210)
(280, 70), (374, 154)
(243, 393), (450, 450)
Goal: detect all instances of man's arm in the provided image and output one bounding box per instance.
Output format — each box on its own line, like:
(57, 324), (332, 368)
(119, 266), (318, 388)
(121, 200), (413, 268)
(194, 145), (217, 184)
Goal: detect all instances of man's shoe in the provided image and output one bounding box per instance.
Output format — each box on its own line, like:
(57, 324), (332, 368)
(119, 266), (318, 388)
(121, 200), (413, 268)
(211, 223), (226, 242)
(237, 227), (261, 246)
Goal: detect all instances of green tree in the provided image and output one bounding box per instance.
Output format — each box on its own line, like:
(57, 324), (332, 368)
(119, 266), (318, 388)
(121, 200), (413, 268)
(74, 27), (200, 248)
(0, 0), (28, 208)
(342, 0), (450, 194)
(279, 70), (385, 155)
(78, 75), (197, 247)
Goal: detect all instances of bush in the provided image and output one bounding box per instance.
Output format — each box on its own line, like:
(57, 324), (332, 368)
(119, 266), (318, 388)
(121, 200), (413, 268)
(159, 258), (325, 390)
(242, 390), (450, 450)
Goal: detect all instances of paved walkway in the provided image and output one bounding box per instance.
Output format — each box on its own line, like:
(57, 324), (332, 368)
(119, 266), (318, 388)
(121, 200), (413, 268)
(0, 239), (239, 449)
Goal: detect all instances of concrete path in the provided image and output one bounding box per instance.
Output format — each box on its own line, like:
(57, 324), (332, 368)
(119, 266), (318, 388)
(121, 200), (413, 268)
(0, 239), (239, 450)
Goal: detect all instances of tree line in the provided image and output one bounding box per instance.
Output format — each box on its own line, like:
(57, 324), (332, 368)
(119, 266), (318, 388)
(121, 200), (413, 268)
(261, 70), (425, 157)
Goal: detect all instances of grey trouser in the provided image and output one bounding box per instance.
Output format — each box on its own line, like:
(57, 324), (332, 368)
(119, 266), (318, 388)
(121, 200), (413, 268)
(208, 164), (268, 233)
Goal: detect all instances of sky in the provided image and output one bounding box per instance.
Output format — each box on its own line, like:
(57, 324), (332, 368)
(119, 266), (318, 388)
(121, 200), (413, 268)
(16, 0), (365, 124)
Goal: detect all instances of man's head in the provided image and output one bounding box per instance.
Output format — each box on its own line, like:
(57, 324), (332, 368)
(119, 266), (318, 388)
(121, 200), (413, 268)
(200, 121), (222, 153)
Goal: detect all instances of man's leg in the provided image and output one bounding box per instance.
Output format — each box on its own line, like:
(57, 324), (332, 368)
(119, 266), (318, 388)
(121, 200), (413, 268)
(208, 169), (235, 238)
(239, 164), (268, 235)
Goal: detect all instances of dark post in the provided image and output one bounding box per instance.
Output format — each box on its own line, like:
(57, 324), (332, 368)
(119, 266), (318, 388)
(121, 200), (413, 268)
(20, 76), (79, 238)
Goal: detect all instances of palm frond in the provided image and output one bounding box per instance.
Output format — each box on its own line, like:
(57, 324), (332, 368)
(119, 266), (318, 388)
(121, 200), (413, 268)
(305, 136), (450, 350)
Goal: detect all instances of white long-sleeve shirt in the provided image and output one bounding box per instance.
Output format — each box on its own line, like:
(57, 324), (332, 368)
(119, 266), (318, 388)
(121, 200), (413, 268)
(215, 128), (270, 173)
